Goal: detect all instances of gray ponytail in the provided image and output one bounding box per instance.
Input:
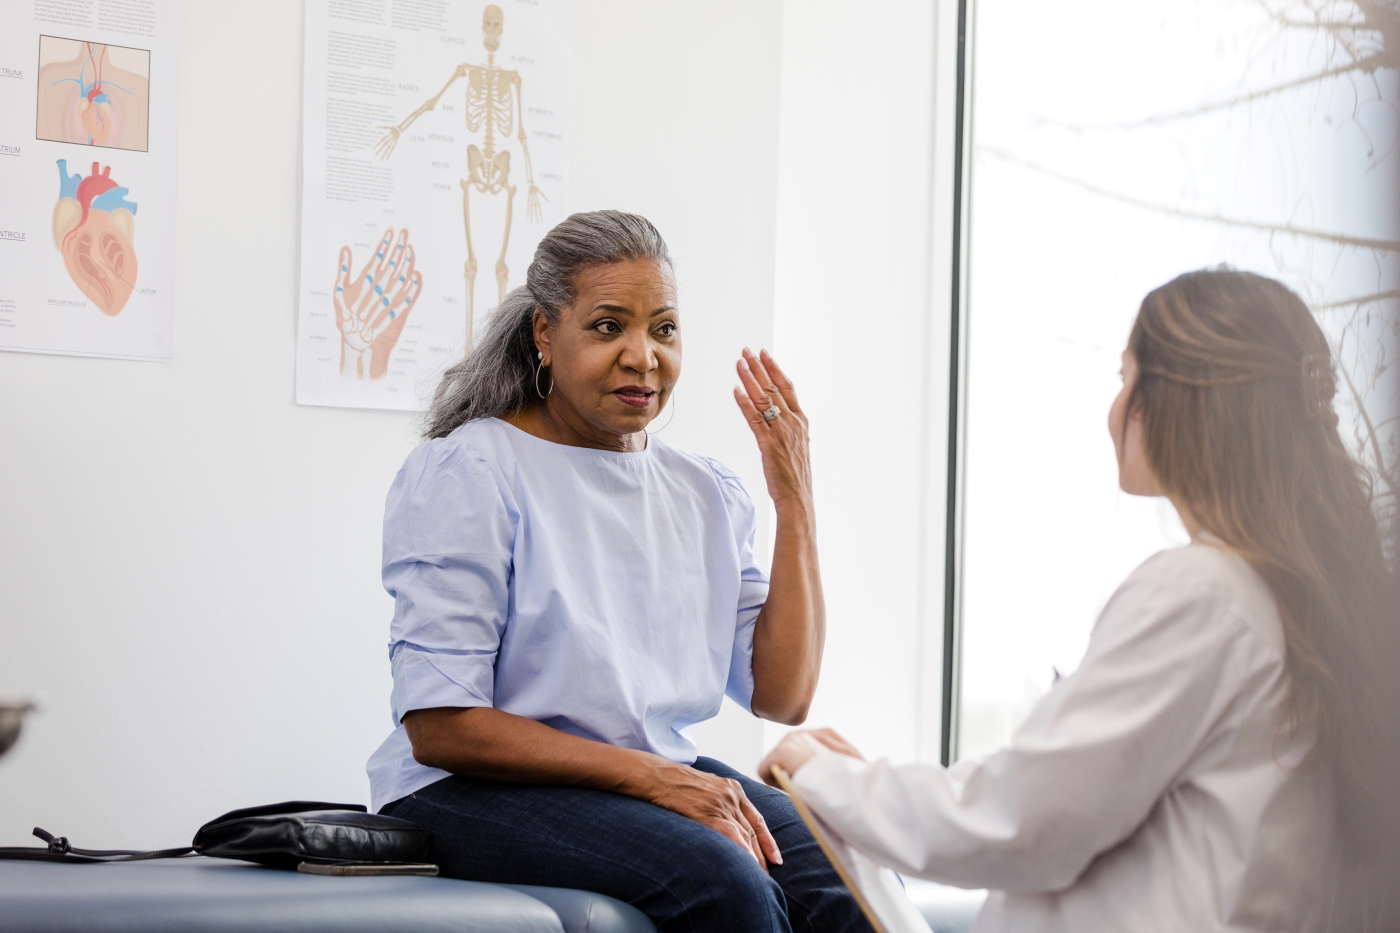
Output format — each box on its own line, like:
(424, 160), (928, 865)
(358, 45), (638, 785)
(424, 210), (673, 439)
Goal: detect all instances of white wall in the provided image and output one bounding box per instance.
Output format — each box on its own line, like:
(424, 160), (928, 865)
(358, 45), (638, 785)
(0, 0), (781, 848)
(769, 0), (947, 764)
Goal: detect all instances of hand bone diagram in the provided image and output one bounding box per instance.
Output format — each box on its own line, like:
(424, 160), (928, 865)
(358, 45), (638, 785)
(52, 159), (139, 316)
(334, 228), (422, 381)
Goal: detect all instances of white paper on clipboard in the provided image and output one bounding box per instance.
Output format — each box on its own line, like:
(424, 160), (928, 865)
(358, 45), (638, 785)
(771, 765), (933, 933)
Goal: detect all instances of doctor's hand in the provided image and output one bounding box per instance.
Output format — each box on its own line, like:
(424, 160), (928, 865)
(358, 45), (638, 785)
(733, 348), (812, 509)
(760, 728), (866, 788)
(642, 761), (782, 870)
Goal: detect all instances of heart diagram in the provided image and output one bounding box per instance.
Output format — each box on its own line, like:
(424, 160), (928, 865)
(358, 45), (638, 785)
(52, 159), (139, 316)
(36, 38), (151, 153)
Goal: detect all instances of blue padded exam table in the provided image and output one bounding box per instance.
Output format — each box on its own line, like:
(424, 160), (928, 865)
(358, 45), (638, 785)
(0, 856), (655, 933)
(0, 855), (985, 932)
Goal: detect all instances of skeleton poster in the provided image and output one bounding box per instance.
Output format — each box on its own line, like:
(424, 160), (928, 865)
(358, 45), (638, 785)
(0, 0), (180, 361)
(295, 0), (572, 410)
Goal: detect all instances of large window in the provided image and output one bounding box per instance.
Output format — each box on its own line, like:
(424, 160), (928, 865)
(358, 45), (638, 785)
(956, 0), (1398, 759)
(763, 0), (1394, 772)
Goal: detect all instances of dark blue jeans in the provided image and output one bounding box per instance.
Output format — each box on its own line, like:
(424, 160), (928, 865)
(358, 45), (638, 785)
(382, 756), (872, 933)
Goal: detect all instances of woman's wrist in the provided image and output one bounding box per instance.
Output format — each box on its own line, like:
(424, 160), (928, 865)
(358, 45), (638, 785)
(610, 749), (683, 803)
(772, 494), (815, 522)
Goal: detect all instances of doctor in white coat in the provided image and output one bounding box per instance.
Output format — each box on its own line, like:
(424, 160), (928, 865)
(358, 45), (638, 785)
(761, 270), (1392, 933)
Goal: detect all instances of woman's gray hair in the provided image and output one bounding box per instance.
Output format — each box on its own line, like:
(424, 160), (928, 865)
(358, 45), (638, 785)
(424, 210), (672, 439)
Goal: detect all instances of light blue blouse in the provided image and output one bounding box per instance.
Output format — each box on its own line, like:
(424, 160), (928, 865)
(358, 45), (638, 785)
(366, 418), (770, 811)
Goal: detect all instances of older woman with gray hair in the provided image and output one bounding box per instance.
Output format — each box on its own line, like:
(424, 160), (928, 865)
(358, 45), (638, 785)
(366, 211), (868, 931)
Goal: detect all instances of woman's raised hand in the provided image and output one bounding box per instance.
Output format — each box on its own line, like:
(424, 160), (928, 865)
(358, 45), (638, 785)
(735, 348), (824, 725)
(734, 349), (812, 509)
(643, 762), (782, 869)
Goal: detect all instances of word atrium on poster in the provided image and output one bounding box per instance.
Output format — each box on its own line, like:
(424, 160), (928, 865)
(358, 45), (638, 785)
(296, 0), (572, 411)
(0, 0), (179, 361)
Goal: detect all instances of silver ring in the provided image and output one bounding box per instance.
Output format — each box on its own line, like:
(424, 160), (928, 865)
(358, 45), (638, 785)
(761, 405), (780, 422)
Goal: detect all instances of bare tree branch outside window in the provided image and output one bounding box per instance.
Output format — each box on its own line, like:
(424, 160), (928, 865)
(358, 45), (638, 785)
(979, 0), (1400, 540)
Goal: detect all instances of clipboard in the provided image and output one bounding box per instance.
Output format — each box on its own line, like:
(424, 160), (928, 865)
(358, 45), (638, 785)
(770, 764), (933, 933)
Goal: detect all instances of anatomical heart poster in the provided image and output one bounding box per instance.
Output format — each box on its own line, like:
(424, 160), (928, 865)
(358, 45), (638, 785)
(295, 0), (572, 410)
(0, 0), (179, 361)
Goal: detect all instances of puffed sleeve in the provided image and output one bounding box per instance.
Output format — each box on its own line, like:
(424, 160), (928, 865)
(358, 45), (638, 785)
(382, 438), (516, 723)
(702, 457), (770, 711)
(792, 546), (1285, 893)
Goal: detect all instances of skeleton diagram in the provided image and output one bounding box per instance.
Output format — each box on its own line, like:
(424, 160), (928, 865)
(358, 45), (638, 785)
(374, 5), (545, 353)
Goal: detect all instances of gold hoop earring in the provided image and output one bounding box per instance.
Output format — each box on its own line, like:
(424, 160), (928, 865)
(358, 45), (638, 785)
(535, 360), (553, 398)
(647, 394), (676, 434)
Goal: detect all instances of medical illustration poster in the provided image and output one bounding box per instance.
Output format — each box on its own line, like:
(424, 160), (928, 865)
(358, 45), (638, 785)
(36, 37), (150, 152)
(0, 2), (179, 361)
(296, 0), (573, 411)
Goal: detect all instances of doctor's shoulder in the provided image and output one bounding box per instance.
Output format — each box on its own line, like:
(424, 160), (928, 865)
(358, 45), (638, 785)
(1093, 542), (1287, 662)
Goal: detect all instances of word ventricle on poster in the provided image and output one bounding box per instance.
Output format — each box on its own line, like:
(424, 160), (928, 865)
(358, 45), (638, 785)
(0, 0), (179, 361)
(296, 0), (572, 411)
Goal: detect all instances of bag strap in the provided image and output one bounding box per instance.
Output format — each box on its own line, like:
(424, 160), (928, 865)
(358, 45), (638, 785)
(0, 827), (194, 863)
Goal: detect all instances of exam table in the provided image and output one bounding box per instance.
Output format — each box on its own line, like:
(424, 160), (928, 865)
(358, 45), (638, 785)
(0, 857), (651, 933)
(0, 855), (984, 932)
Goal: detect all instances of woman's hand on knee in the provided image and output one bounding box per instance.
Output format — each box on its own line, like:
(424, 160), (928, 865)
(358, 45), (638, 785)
(643, 763), (782, 870)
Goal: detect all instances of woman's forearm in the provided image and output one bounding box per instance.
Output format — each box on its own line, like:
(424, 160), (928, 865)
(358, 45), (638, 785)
(404, 706), (671, 796)
(732, 348), (825, 726)
(402, 705), (783, 867)
(750, 495), (825, 724)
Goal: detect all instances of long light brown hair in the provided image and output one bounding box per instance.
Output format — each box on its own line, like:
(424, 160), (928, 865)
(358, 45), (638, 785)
(1127, 269), (1394, 861)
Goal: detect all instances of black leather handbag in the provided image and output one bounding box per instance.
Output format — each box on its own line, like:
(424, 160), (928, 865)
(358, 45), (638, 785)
(0, 801), (436, 873)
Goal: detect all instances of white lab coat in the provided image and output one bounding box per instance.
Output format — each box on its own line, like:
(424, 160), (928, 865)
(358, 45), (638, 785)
(793, 543), (1332, 933)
